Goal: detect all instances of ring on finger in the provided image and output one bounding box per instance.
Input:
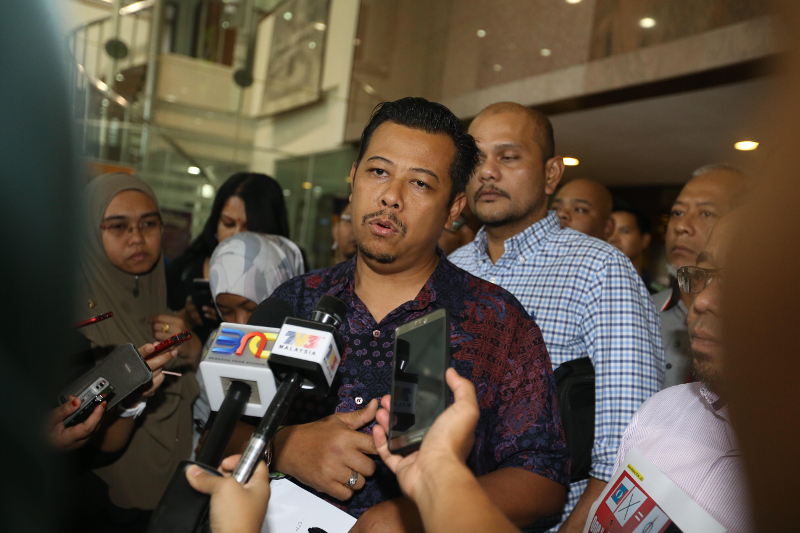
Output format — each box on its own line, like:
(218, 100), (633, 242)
(344, 470), (358, 488)
(161, 323), (170, 333)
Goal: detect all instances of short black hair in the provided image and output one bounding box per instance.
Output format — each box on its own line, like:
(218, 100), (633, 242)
(612, 197), (651, 235)
(356, 97), (479, 202)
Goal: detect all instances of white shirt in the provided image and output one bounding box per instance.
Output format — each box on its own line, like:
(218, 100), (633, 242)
(613, 382), (753, 533)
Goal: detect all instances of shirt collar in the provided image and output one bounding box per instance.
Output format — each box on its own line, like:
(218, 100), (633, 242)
(472, 210), (560, 259)
(327, 249), (468, 320)
(700, 385), (727, 415)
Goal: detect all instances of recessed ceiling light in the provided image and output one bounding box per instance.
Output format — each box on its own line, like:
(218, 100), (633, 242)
(639, 17), (656, 28)
(314, 22), (326, 31)
(301, 181), (312, 190)
(563, 157), (580, 166)
(493, 64), (502, 72)
(540, 48), (552, 57)
(566, 0), (582, 3)
(188, 166), (201, 175)
(283, 11), (292, 20)
(734, 141), (759, 151)
(477, 29), (486, 38)
(308, 41), (317, 49)
(200, 183), (215, 198)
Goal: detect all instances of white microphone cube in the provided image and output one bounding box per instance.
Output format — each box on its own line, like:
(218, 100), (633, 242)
(269, 317), (341, 396)
(200, 323), (280, 417)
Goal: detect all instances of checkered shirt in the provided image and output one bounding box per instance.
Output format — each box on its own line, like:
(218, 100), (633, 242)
(449, 210), (664, 531)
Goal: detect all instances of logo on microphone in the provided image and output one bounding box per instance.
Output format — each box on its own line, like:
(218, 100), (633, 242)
(281, 330), (322, 350)
(212, 328), (278, 358)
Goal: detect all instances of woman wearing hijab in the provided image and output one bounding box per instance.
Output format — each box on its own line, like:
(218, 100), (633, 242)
(192, 231), (304, 455)
(75, 173), (200, 530)
(165, 173), (294, 342)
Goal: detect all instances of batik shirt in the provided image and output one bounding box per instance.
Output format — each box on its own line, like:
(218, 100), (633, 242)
(268, 251), (570, 518)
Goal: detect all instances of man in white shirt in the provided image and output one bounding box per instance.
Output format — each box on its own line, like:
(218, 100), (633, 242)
(613, 212), (753, 533)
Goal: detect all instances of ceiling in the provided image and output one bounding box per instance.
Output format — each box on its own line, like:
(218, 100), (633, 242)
(551, 77), (774, 187)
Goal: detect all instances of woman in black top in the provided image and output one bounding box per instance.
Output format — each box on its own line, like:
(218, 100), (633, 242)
(166, 173), (291, 340)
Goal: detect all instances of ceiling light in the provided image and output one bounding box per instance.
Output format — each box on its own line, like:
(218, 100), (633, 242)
(283, 11), (292, 20)
(493, 64), (502, 72)
(734, 141), (759, 151)
(301, 181), (312, 189)
(283, 189), (292, 197)
(363, 84), (376, 95)
(566, 0), (582, 3)
(563, 157), (579, 166)
(188, 166), (201, 175)
(476, 29), (486, 38)
(540, 48), (552, 57)
(639, 17), (656, 28)
(314, 22), (326, 31)
(308, 41), (317, 49)
(200, 184), (215, 198)
(313, 186), (323, 193)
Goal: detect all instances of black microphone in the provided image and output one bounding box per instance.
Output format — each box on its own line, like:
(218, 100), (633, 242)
(232, 295), (347, 484)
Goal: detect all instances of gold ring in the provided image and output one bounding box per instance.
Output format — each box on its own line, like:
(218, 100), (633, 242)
(161, 324), (170, 333)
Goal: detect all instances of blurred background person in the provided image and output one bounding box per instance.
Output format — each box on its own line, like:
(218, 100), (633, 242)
(165, 172), (291, 343)
(614, 212), (753, 533)
(439, 203), (481, 256)
(551, 178), (615, 241)
(655, 164), (746, 388)
(331, 202), (357, 264)
(609, 197), (665, 294)
(74, 173), (200, 531)
(192, 231), (304, 457)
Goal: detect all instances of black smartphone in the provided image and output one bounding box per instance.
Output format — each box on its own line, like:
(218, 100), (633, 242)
(57, 343), (152, 425)
(192, 278), (220, 329)
(388, 308), (451, 455)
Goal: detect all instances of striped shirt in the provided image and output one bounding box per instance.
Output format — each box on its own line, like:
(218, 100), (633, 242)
(613, 382), (753, 533)
(449, 210), (664, 531)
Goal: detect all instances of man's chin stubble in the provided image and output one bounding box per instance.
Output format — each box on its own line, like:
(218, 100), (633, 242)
(358, 243), (397, 264)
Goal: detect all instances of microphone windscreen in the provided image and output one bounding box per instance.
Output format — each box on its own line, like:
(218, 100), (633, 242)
(247, 297), (295, 328)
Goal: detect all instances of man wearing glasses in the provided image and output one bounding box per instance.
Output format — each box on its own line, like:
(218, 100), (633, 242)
(610, 213), (753, 533)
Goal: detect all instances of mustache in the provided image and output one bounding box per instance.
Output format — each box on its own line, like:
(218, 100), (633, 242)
(361, 210), (407, 236)
(473, 184), (510, 203)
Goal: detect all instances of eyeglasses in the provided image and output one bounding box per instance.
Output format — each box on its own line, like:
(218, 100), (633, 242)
(677, 266), (723, 294)
(100, 214), (163, 239)
(443, 215), (466, 234)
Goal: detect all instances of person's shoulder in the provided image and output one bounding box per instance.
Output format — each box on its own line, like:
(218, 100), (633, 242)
(271, 261), (349, 309)
(635, 382), (702, 420)
(447, 241), (475, 264)
(549, 228), (631, 265)
(445, 258), (531, 322)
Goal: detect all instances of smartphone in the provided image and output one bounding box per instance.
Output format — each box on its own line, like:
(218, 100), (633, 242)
(388, 308), (451, 455)
(63, 377), (115, 427)
(57, 343), (152, 418)
(150, 331), (192, 358)
(192, 278), (220, 329)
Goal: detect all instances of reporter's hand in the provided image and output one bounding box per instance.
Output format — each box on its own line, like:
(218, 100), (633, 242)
(120, 343), (180, 407)
(148, 314), (202, 365)
(373, 368), (479, 502)
(273, 399), (379, 500)
(44, 396), (105, 450)
(186, 455), (270, 533)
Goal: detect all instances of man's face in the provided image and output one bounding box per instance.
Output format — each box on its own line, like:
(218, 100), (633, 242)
(466, 111), (561, 228)
(687, 216), (734, 391)
(349, 122), (464, 271)
(551, 180), (613, 240)
(609, 211), (650, 262)
(666, 171), (742, 269)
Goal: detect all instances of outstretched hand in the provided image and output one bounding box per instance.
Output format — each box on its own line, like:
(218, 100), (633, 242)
(44, 396), (105, 451)
(373, 368), (479, 502)
(186, 454), (271, 533)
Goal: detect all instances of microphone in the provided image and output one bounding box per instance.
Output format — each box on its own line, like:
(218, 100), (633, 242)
(232, 295), (347, 483)
(199, 297), (295, 418)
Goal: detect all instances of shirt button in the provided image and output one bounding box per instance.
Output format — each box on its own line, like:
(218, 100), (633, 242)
(489, 276), (497, 283)
(373, 330), (380, 338)
(518, 256), (525, 263)
(666, 363), (673, 369)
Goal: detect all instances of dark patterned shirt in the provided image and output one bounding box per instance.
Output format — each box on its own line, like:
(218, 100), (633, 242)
(268, 251), (570, 517)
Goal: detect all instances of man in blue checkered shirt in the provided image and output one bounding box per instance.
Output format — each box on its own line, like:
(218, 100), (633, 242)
(449, 102), (664, 533)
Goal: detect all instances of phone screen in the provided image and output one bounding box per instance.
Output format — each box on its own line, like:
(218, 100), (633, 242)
(388, 308), (450, 454)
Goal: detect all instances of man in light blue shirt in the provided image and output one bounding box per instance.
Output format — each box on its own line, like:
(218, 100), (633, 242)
(449, 102), (664, 533)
